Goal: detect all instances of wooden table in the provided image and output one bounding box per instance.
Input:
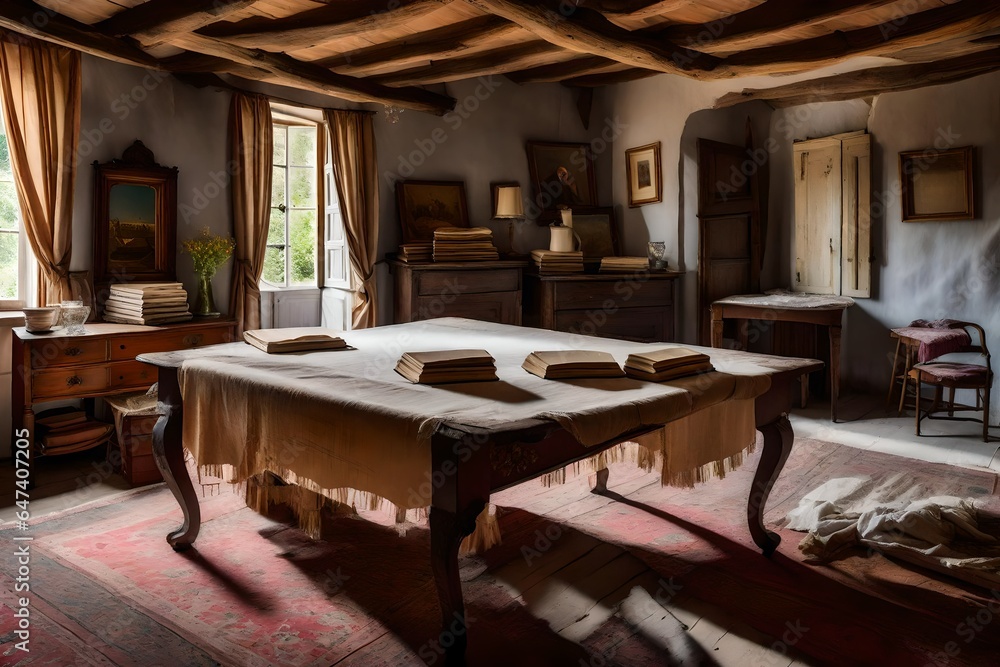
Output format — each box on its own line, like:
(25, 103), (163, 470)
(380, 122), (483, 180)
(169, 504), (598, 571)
(139, 321), (820, 666)
(711, 293), (853, 422)
(11, 320), (236, 448)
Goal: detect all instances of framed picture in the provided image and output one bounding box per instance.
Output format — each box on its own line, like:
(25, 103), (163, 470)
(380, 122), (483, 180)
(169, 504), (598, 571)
(571, 207), (619, 259)
(92, 141), (177, 287)
(395, 180), (469, 243)
(899, 145), (975, 222)
(526, 141), (597, 222)
(625, 142), (662, 207)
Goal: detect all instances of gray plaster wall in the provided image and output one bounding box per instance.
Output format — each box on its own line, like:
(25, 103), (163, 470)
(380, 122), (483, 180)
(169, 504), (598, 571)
(72, 55), (233, 308)
(767, 72), (1000, 415)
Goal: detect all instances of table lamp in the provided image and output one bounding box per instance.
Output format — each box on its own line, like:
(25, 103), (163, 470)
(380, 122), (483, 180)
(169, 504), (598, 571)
(492, 183), (525, 256)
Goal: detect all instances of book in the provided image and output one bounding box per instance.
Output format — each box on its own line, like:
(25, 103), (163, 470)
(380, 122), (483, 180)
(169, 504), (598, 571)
(522, 350), (625, 379)
(108, 282), (184, 295)
(102, 313), (194, 325)
(624, 347), (715, 381)
(38, 421), (114, 450)
(243, 327), (348, 354)
(395, 349), (497, 384)
(35, 408), (87, 428)
(433, 227), (493, 241)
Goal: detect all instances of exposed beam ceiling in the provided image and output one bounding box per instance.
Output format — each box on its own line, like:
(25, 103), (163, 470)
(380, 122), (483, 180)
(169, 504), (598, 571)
(0, 0), (996, 115)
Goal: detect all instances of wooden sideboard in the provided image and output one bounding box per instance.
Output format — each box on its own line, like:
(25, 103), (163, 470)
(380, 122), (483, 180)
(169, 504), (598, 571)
(12, 319), (236, 444)
(524, 270), (682, 343)
(388, 259), (528, 325)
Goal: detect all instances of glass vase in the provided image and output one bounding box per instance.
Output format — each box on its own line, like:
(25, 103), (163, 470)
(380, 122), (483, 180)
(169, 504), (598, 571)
(194, 271), (220, 318)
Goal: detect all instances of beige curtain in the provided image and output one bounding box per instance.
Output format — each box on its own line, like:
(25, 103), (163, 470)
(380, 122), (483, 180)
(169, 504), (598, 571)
(228, 92), (272, 335)
(0, 31), (81, 305)
(324, 109), (379, 329)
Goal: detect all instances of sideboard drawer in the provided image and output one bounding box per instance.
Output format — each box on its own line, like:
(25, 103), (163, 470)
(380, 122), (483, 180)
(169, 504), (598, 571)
(30, 339), (110, 367)
(417, 269), (520, 297)
(554, 279), (673, 310)
(33, 366), (110, 400)
(110, 360), (157, 389)
(109, 326), (232, 361)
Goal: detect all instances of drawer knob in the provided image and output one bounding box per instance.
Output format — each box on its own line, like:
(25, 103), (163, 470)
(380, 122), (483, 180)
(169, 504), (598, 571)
(66, 375), (83, 387)
(120, 344), (126, 350)
(64, 347), (84, 357)
(183, 334), (204, 347)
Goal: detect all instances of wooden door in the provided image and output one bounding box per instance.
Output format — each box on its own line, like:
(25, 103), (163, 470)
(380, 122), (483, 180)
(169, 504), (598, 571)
(793, 137), (842, 295)
(697, 138), (761, 345)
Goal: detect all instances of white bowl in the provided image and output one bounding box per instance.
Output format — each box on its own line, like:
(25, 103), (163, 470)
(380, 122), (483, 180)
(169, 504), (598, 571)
(23, 306), (60, 333)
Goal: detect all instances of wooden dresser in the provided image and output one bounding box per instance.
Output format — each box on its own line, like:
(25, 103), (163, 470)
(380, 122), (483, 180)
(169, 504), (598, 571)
(12, 319), (235, 442)
(388, 259), (528, 325)
(524, 271), (682, 343)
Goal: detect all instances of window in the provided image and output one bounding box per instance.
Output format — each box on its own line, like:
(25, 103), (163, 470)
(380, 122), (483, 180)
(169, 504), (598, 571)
(265, 122), (321, 287)
(0, 103), (30, 308)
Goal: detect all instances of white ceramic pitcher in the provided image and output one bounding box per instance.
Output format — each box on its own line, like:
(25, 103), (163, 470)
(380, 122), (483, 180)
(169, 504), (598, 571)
(549, 225), (581, 253)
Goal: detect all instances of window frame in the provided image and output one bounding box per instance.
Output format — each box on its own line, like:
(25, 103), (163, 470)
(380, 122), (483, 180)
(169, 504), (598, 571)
(0, 103), (34, 310)
(263, 119), (324, 289)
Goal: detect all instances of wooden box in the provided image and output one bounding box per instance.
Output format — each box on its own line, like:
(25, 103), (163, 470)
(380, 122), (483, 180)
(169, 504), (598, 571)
(107, 394), (163, 487)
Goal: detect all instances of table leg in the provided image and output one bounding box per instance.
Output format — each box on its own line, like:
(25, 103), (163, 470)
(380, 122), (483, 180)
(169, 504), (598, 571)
(151, 366), (201, 551)
(747, 416), (794, 556)
(430, 504), (483, 667)
(711, 306), (724, 348)
(829, 324), (842, 422)
(592, 467), (610, 493)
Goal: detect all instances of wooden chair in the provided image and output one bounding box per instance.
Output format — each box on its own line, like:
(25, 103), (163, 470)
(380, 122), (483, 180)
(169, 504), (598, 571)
(908, 322), (993, 442)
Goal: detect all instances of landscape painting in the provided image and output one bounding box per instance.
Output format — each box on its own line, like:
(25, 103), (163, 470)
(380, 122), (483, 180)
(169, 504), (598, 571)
(107, 183), (157, 271)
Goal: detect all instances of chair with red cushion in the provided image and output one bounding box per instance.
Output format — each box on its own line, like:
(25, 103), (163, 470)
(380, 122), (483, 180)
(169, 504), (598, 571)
(908, 322), (993, 442)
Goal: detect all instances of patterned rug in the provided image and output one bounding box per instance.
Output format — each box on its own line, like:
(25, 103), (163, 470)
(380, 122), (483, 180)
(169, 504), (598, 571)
(2, 438), (999, 666)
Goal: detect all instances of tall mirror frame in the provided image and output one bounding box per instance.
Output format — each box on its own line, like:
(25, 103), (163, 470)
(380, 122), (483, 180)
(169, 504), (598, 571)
(92, 140), (178, 295)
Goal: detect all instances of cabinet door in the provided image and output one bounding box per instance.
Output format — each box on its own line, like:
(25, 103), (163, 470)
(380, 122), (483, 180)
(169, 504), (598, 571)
(793, 138), (842, 295)
(841, 134), (872, 298)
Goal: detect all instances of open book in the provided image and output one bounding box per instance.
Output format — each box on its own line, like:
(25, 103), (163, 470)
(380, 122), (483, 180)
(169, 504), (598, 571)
(624, 347), (714, 381)
(244, 327), (348, 353)
(522, 350), (625, 380)
(396, 349), (497, 384)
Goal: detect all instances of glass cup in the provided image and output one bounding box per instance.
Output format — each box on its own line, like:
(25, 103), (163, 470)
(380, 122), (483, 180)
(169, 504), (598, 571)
(59, 300), (90, 335)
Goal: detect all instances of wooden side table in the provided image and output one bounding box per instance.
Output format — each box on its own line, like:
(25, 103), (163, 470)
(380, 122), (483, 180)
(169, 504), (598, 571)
(711, 293), (853, 421)
(11, 319), (236, 450)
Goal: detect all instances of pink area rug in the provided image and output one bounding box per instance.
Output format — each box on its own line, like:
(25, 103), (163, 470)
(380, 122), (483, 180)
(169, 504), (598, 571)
(2, 438), (999, 666)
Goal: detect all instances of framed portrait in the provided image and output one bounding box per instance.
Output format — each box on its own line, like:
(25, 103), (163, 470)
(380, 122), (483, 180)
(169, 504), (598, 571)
(526, 141), (597, 222)
(625, 142), (662, 207)
(92, 141), (177, 287)
(899, 145), (975, 222)
(396, 180), (469, 243)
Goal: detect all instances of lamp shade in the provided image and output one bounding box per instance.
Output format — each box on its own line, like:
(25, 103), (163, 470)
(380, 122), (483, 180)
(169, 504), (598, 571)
(493, 185), (525, 219)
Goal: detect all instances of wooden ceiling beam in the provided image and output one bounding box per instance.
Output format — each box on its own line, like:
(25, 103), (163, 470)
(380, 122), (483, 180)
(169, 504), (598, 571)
(580, 1), (692, 20)
(714, 48), (1000, 108)
(562, 67), (660, 87)
(371, 41), (565, 86)
(505, 56), (623, 84)
(198, 0), (450, 49)
(96, 0), (258, 45)
(169, 33), (456, 114)
(727, 2), (1000, 75)
(158, 52), (267, 79)
(0, 0), (161, 68)
(663, 0), (899, 53)
(465, 0), (721, 76)
(313, 15), (517, 75)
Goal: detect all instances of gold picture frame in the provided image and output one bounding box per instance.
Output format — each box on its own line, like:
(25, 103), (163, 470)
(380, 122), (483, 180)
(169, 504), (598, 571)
(899, 145), (975, 222)
(625, 141), (662, 207)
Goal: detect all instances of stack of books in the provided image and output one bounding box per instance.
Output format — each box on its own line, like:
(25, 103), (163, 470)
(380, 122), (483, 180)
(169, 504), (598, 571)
(36, 408), (115, 456)
(624, 347), (715, 382)
(432, 227), (499, 262)
(522, 350), (625, 379)
(104, 282), (192, 325)
(399, 242), (432, 263)
(600, 256), (649, 273)
(530, 249), (584, 274)
(395, 349), (498, 384)
(244, 327), (348, 354)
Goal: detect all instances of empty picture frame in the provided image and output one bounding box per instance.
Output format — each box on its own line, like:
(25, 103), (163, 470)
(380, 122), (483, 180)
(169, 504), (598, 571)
(899, 145), (975, 222)
(625, 142), (662, 207)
